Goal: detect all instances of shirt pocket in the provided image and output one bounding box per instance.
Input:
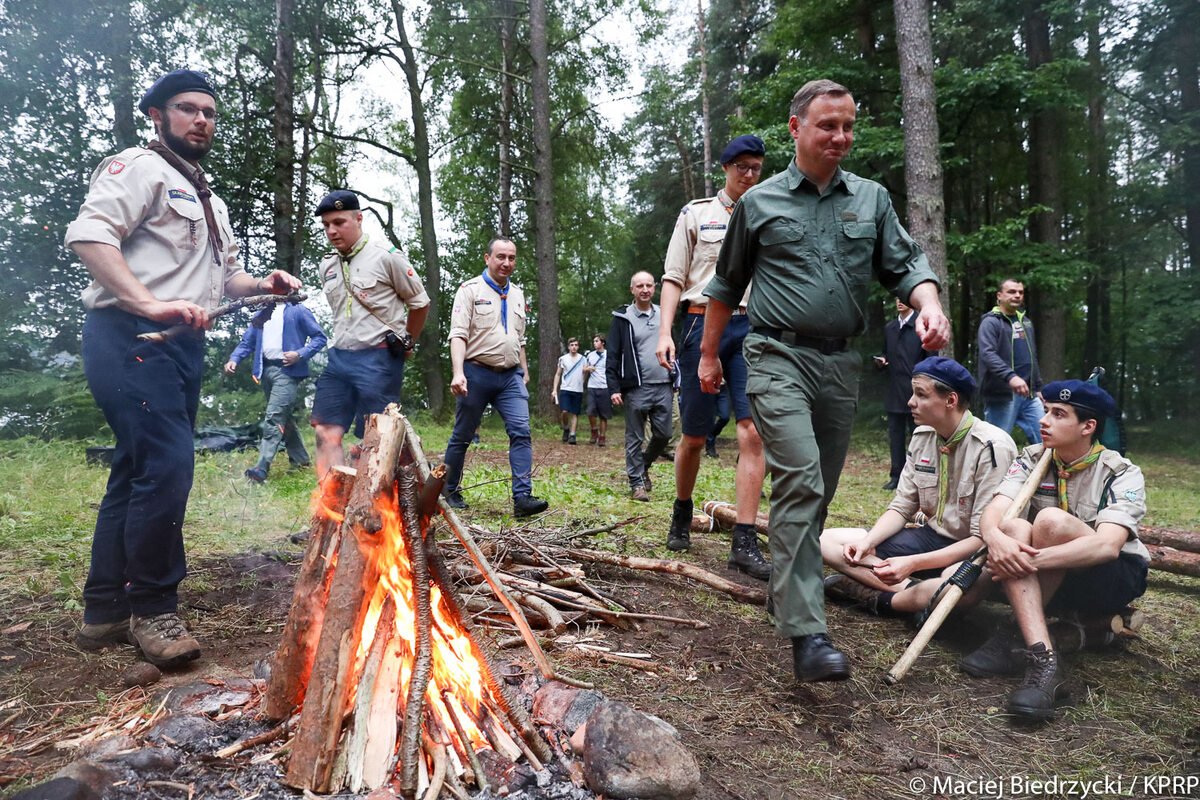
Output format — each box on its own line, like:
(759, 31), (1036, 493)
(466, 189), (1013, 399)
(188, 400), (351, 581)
(838, 220), (876, 276)
(695, 225), (726, 270)
(911, 470), (939, 514)
(512, 301), (527, 340)
(167, 195), (205, 250)
(758, 222), (805, 249)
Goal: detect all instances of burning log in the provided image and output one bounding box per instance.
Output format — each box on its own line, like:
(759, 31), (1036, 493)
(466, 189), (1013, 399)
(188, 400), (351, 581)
(399, 463), (433, 799)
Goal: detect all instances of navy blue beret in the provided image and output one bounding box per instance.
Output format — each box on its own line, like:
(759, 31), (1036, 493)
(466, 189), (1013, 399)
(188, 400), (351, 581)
(913, 356), (976, 399)
(138, 69), (215, 115)
(1043, 380), (1118, 418)
(720, 135), (766, 164)
(314, 190), (361, 217)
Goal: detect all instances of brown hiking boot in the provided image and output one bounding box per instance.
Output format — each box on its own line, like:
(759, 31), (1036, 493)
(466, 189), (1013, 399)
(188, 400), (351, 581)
(631, 486), (650, 502)
(76, 619), (133, 651)
(823, 574), (884, 614)
(131, 613), (201, 667)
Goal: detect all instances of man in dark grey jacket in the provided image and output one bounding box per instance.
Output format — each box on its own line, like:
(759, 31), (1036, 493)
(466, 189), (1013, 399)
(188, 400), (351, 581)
(976, 278), (1043, 443)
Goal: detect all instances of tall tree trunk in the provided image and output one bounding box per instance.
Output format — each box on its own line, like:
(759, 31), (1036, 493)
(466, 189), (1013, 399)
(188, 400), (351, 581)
(1024, 0), (1065, 381)
(273, 0), (297, 274)
(1083, 0), (1110, 374)
(498, 0), (516, 239)
(108, 1), (137, 149)
(529, 0), (560, 415)
(1174, 0), (1200, 271)
(698, 0), (713, 198)
(893, 0), (949, 356)
(672, 133), (696, 200)
(393, 0), (445, 415)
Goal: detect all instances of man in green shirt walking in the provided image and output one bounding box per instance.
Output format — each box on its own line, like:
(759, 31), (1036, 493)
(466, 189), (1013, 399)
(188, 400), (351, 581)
(700, 79), (951, 682)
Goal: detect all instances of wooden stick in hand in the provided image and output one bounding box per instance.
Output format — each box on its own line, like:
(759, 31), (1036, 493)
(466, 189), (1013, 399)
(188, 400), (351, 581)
(136, 292), (307, 343)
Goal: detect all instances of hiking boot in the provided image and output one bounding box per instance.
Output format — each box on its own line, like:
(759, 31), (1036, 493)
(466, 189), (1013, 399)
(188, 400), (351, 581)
(443, 489), (468, 510)
(567, 434), (577, 445)
(562, 428), (570, 443)
(1007, 642), (1067, 720)
(589, 429), (599, 445)
(642, 469), (652, 493)
(631, 486), (650, 502)
(705, 440), (719, 459)
(882, 478), (899, 491)
(130, 613), (201, 668)
(823, 574), (883, 614)
(245, 467), (267, 483)
(792, 633), (851, 682)
(666, 504), (692, 551)
(961, 628), (1024, 677)
(76, 619), (133, 651)
(513, 494), (549, 518)
(597, 436), (606, 447)
(728, 527), (771, 581)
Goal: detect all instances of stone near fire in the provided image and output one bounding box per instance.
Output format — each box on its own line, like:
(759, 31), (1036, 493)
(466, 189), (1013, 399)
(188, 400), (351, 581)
(154, 678), (255, 715)
(144, 713), (220, 748)
(581, 701), (700, 800)
(101, 746), (181, 772)
(120, 661), (162, 688)
(532, 680), (605, 734)
(51, 761), (117, 797)
(8, 777), (99, 800)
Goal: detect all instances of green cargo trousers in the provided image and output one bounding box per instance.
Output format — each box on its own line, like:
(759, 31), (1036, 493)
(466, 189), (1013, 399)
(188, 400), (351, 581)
(255, 364), (310, 472)
(743, 334), (860, 638)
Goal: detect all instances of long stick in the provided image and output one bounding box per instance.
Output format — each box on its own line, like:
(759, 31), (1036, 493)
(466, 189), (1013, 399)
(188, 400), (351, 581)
(136, 292), (306, 343)
(561, 547), (768, 606)
(886, 448), (1054, 684)
(400, 464), (433, 800)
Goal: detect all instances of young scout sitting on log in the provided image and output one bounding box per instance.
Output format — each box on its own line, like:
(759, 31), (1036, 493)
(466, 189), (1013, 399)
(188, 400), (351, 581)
(962, 379), (1149, 720)
(820, 357), (1017, 617)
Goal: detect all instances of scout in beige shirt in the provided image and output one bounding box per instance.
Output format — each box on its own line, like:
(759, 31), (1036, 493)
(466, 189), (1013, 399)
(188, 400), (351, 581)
(821, 357), (1015, 616)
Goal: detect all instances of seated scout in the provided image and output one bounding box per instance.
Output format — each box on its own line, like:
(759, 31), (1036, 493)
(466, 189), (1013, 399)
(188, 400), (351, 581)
(821, 357), (1016, 617)
(962, 379), (1149, 720)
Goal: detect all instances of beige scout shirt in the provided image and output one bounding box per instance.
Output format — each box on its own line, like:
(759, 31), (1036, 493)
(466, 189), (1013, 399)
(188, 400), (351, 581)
(661, 191), (751, 308)
(998, 444), (1150, 561)
(65, 146), (244, 311)
(320, 234), (430, 351)
(888, 416), (1018, 541)
(448, 274), (526, 369)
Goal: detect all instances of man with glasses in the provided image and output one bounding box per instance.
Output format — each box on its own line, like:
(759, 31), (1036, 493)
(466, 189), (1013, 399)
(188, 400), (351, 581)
(655, 135), (771, 581)
(65, 69), (301, 667)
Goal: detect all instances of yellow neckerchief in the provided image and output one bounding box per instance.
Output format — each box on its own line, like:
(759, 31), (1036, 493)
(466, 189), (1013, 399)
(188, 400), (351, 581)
(1053, 443), (1106, 511)
(935, 411), (975, 524)
(338, 234), (369, 316)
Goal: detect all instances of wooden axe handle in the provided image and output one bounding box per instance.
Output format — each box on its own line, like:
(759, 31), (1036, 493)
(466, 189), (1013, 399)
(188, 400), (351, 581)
(885, 448), (1054, 684)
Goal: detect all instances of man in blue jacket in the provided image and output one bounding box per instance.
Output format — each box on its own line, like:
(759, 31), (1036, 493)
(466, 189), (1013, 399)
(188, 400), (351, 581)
(225, 302), (327, 481)
(977, 278), (1043, 443)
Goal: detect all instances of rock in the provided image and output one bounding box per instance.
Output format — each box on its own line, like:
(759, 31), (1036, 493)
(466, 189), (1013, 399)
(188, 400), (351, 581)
(121, 661), (162, 688)
(582, 701), (700, 800)
(532, 680), (605, 734)
(102, 746), (181, 772)
(9, 777), (99, 800)
(143, 713), (220, 748)
(252, 657), (272, 681)
(51, 761), (116, 796)
(153, 677), (255, 715)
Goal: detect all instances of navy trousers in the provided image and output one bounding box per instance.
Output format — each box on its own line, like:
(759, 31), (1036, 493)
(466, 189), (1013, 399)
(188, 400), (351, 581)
(443, 362), (534, 499)
(81, 308), (202, 624)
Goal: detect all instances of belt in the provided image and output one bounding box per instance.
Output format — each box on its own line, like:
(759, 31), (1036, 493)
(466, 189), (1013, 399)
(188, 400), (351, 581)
(752, 327), (849, 355)
(687, 305), (746, 315)
(262, 358), (284, 367)
(468, 359), (516, 373)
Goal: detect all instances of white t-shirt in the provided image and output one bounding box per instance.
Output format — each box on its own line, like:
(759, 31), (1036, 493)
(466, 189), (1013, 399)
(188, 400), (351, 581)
(584, 349), (607, 390)
(558, 353), (585, 393)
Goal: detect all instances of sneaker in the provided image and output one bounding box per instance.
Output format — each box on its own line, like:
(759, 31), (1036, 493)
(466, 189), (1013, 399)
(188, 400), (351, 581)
(513, 495), (549, 518)
(567, 434), (577, 445)
(562, 428), (570, 443)
(1007, 642), (1067, 720)
(130, 613), (201, 668)
(443, 489), (468, 510)
(245, 467), (267, 483)
(728, 527), (771, 581)
(823, 574), (883, 614)
(705, 441), (719, 459)
(631, 486), (650, 502)
(961, 628), (1024, 677)
(666, 505), (692, 551)
(76, 619), (133, 651)
(792, 633), (850, 682)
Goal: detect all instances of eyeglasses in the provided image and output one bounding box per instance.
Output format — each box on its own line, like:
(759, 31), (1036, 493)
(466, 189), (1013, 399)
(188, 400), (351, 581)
(730, 163), (763, 176)
(166, 102), (218, 120)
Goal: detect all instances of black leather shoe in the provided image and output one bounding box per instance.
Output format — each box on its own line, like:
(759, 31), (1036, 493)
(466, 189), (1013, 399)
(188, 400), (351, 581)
(1007, 642), (1067, 720)
(728, 528), (771, 581)
(513, 494), (549, 518)
(666, 506), (691, 551)
(705, 441), (719, 459)
(444, 489), (468, 510)
(961, 628), (1024, 677)
(882, 478), (899, 491)
(245, 467), (267, 483)
(792, 633), (851, 682)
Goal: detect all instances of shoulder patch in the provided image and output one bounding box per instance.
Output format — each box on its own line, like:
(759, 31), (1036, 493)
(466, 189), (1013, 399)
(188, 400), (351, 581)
(389, 246), (397, 252)
(168, 188), (196, 202)
(107, 160), (125, 175)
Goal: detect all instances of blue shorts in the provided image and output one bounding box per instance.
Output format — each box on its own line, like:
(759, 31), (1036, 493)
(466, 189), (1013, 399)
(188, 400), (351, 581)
(587, 387), (613, 419)
(559, 390), (583, 415)
(874, 524), (961, 580)
(1048, 552), (1148, 614)
(311, 347), (404, 432)
(677, 311), (753, 437)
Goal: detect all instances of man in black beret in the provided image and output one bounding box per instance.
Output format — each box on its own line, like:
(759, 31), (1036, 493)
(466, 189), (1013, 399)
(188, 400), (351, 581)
(65, 68), (301, 668)
(966, 379), (1148, 720)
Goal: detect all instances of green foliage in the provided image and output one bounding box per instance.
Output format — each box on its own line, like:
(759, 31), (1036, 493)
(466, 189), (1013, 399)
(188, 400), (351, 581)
(0, 366), (107, 440)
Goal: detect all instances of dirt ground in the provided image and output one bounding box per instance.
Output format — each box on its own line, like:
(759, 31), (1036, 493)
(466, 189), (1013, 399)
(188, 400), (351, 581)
(2, 432), (1199, 799)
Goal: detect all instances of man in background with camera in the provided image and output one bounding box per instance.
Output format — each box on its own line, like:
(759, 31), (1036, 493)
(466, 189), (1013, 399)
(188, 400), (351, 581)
(311, 190), (429, 480)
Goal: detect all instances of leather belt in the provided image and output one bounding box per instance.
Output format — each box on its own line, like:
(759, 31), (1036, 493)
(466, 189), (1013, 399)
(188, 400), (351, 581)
(752, 327), (849, 355)
(468, 359), (515, 373)
(687, 305), (746, 315)
(262, 358), (284, 367)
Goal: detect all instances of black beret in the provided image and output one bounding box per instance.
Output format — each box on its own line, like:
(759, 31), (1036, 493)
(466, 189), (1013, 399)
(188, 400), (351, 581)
(913, 356), (976, 400)
(314, 190), (361, 217)
(138, 69), (215, 115)
(1043, 380), (1118, 418)
(720, 135), (766, 164)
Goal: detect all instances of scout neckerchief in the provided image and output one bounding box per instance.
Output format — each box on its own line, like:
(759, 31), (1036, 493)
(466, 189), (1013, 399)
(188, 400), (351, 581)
(1053, 443), (1106, 512)
(935, 411), (975, 524)
(147, 139), (224, 266)
(481, 270), (509, 332)
(338, 235), (370, 316)
(717, 189), (734, 216)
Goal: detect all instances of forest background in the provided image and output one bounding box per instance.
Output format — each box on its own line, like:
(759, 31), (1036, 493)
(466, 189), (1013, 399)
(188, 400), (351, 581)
(0, 0), (1197, 443)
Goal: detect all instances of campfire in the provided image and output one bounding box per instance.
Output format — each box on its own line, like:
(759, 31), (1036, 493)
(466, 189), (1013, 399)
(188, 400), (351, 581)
(262, 406), (552, 796)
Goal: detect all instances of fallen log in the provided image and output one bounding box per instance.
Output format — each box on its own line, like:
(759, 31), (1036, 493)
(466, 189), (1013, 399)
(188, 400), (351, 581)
(694, 501), (769, 535)
(560, 547), (767, 606)
(1140, 526), (1200, 555)
(1146, 544), (1200, 579)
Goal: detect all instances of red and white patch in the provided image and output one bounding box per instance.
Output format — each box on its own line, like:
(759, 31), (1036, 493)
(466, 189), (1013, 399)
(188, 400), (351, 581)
(919, 456), (932, 465)
(108, 160), (126, 175)
(407, 269), (414, 276)
(1006, 462), (1026, 478)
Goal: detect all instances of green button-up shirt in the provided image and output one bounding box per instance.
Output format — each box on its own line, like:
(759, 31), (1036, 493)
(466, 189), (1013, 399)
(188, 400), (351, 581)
(704, 160), (938, 338)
